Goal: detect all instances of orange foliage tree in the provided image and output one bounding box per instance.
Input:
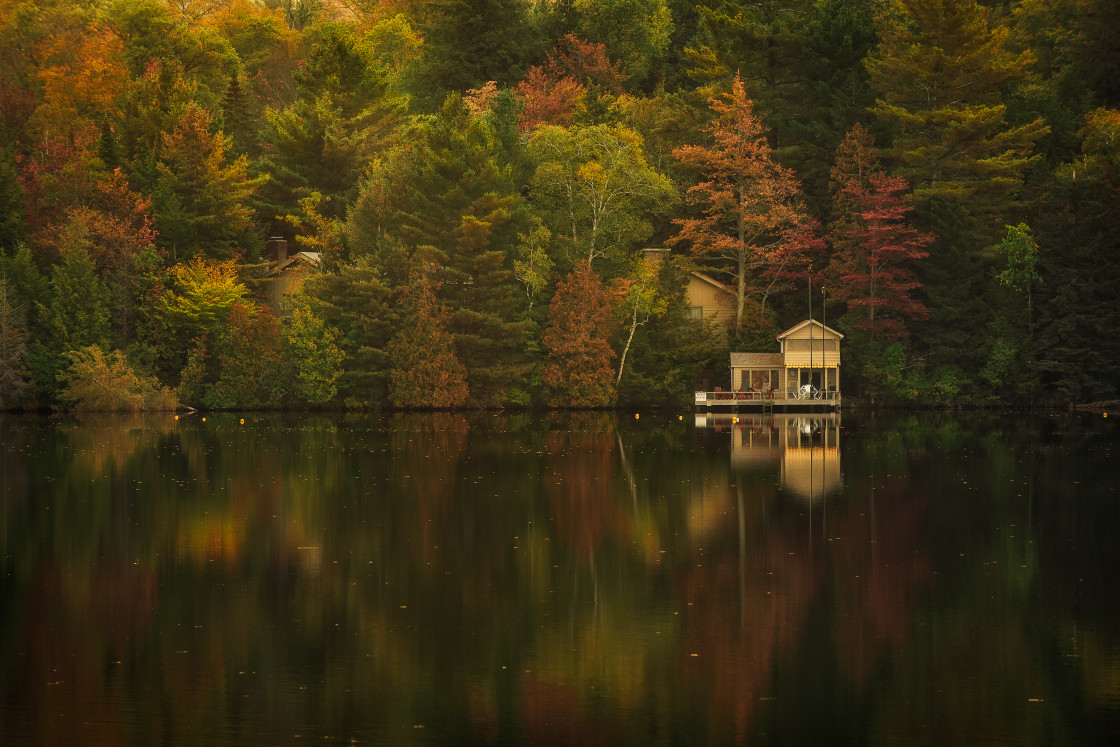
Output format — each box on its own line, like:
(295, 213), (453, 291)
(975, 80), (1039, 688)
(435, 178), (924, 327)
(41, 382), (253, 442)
(541, 261), (616, 407)
(670, 73), (813, 330)
(387, 271), (470, 408)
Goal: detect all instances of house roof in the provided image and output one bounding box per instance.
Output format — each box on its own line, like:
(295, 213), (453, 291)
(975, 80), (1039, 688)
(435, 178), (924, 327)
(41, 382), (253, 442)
(689, 271), (733, 293)
(776, 318), (844, 340)
(730, 352), (785, 367)
(260, 251), (322, 278)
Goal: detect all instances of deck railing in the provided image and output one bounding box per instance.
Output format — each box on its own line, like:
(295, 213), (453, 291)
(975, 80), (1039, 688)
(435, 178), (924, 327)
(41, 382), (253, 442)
(695, 388), (841, 404)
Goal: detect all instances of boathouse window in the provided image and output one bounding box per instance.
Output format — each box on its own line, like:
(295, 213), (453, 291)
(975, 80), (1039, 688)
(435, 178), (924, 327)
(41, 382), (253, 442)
(690, 306), (703, 319)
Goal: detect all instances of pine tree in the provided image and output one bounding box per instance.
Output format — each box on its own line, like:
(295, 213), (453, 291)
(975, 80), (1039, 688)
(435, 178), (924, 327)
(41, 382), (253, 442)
(412, 0), (532, 100)
(258, 22), (406, 230)
(351, 96), (530, 405)
(154, 105), (264, 260)
(867, 0), (1048, 236)
(31, 242), (112, 397)
(302, 256), (399, 408)
(0, 276), (29, 409)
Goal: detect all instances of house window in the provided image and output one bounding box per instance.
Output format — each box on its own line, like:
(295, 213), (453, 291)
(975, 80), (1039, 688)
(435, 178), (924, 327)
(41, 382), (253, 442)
(690, 306), (703, 319)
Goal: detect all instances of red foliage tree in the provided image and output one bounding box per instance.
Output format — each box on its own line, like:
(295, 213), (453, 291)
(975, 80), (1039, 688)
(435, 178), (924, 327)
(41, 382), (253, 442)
(516, 66), (585, 132)
(515, 34), (630, 133)
(544, 34), (629, 92)
(831, 174), (933, 341)
(541, 261), (616, 407)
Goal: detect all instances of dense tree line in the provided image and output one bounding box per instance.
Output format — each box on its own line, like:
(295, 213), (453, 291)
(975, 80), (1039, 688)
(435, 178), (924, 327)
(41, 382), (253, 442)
(1, 0), (1117, 410)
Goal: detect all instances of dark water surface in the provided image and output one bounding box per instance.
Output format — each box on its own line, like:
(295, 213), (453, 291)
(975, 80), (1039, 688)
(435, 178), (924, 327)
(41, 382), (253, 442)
(1, 410), (1117, 745)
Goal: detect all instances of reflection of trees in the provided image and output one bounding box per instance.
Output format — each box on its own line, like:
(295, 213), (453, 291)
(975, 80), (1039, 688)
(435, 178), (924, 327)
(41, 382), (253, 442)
(544, 415), (626, 560)
(1, 412), (1116, 744)
(829, 479), (931, 689)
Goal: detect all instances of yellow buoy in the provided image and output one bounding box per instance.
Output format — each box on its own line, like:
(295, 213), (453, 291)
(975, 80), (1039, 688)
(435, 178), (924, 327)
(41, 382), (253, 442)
(732, 416), (738, 423)
(201, 417), (206, 422)
(634, 413), (640, 419)
(240, 418), (245, 424)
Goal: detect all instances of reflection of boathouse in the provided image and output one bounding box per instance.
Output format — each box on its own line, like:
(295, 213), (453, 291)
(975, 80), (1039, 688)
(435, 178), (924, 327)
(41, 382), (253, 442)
(696, 319), (843, 412)
(698, 413), (842, 503)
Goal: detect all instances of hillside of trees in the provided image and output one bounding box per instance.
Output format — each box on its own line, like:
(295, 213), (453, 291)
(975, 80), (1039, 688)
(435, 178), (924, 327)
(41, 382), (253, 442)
(1, 0), (1117, 411)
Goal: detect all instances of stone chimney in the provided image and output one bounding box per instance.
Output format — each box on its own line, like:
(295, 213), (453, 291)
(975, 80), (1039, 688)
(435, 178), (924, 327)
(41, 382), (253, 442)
(268, 236), (288, 262)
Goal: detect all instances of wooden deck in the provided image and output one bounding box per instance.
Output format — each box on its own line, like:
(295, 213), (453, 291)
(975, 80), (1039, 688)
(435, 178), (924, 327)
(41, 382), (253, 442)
(695, 389), (841, 412)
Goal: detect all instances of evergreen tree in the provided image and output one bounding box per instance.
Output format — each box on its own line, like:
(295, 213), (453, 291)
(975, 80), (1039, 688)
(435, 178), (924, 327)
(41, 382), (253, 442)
(412, 0), (533, 101)
(0, 148), (25, 251)
(0, 276), (29, 409)
(787, 0), (879, 216)
(351, 96), (531, 406)
(258, 22), (406, 231)
(302, 256), (399, 408)
(282, 292), (345, 406)
(206, 301), (285, 409)
(686, 0), (814, 146)
(1032, 109), (1120, 402)
(867, 0), (1048, 237)
(153, 105), (264, 260)
(31, 242), (112, 398)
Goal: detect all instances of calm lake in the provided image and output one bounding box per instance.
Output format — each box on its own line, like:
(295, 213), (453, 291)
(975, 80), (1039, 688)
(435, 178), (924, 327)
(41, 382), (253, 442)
(1, 410), (1117, 745)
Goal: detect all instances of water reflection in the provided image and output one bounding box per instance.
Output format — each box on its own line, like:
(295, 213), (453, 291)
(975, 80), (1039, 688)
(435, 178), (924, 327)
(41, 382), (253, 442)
(697, 413), (842, 502)
(0, 412), (1117, 745)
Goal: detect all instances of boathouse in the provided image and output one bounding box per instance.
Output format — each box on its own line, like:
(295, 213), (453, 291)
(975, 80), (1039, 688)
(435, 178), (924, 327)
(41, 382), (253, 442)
(697, 319), (843, 411)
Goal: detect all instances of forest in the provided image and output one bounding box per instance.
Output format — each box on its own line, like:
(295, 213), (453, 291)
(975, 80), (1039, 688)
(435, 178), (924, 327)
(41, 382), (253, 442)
(0, 0), (1117, 411)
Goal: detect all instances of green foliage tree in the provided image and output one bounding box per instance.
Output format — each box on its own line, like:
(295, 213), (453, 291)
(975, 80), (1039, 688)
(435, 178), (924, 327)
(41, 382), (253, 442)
(994, 222), (1040, 340)
(1031, 108), (1120, 402)
(31, 242), (112, 397)
(788, 0), (879, 214)
(412, 0), (532, 100)
(352, 96), (530, 405)
(615, 257), (722, 407)
(281, 292), (345, 406)
(528, 123), (674, 273)
(105, 0), (237, 101)
(572, 0), (672, 86)
(0, 275), (30, 408)
(205, 300), (285, 408)
(542, 260), (616, 407)
(302, 255), (399, 407)
(686, 0), (814, 143)
(0, 150), (25, 251)
(154, 258), (247, 381)
(153, 104), (264, 260)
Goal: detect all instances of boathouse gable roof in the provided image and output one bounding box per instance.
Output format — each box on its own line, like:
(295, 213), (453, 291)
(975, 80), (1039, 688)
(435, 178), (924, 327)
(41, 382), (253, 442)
(776, 318), (844, 341)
